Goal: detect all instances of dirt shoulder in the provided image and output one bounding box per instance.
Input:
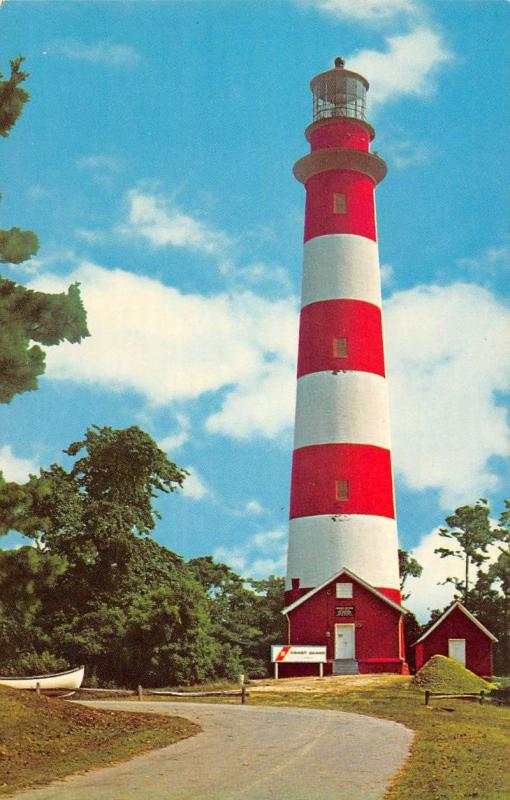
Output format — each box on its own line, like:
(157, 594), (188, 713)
(0, 687), (199, 797)
(248, 673), (411, 694)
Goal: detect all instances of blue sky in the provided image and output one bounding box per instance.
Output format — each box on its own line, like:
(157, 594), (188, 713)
(1, 0), (509, 620)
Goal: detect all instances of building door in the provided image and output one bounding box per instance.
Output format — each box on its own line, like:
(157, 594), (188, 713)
(448, 639), (466, 666)
(335, 624), (355, 660)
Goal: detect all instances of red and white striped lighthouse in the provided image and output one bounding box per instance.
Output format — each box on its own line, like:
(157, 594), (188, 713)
(286, 58), (401, 611)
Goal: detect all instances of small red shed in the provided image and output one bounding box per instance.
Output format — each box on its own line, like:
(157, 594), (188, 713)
(280, 567), (408, 676)
(413, 601), (497, 678)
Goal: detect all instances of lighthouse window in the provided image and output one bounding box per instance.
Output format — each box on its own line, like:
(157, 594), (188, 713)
(333, 193), (347, 214)
(333, 337), (348, 358)
(336, 479), (349, 501)
(336, 583), (353, 599)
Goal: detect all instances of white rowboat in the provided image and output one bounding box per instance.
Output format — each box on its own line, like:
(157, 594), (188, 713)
(0, 665), (85, 690)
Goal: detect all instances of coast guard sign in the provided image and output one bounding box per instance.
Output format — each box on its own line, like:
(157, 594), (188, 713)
(271, 645), (326, 663)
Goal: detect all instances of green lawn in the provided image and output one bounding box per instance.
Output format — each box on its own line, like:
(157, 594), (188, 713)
(0, 686), (200, 796)
(250, 681), (510, 800)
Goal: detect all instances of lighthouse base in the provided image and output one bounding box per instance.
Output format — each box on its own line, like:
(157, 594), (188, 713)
(279, 567), (408, 677)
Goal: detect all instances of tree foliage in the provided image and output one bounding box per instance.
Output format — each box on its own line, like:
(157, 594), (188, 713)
(0, 57), (89, 403)
(0, 56), (30, 137)
(428, 499), (510, 675)
(434, 499), (496, 603)
(0, 426), (286, 685)
(398, 548), (423, 599)
(188, 556), (285, 676)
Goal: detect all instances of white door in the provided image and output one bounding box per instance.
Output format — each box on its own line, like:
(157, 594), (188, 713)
(335, 624), (355, 660)
(448, 639), (466, 666)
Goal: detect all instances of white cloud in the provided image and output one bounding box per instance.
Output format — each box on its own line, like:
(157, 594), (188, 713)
(29, 262), (298, 440)
(124, 190), (293, 294)
(12, 246), (79, 275)
(77, 155), (123, 172)
(232, 262), (293, 292)
(348, 27), (453, 107)
(125, 189), (232, 256)
(29, 261), (509, 508)
(159, 414), (190, 453)
(385, 282), (510, 508)
(457, 246), (510, 274)
(380, 263), (394, 287)
(213, 528), (287, 578)
(0, 446), (39, 482)
(296, 0), (418, 24)
(245, 500), (264, 515)
(383, 139), (430, 169)
(50, 39), (140, 68)
(181, 467), (212, 501)
(404, 525), (502, 623)
(75, 229), (106, 244)
(205, 361), (296, 440)
(159, 431), (189, 452)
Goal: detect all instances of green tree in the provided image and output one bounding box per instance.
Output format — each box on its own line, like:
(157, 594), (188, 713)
(0, 427), (231, 686)
(0, 546), (67, 674)
(188, 556), (258, 675)
(188, 556), (286, 677)
(426, 500), (510, 675)
(247, 575), (286, 673)
(471, 500), (510, 674)
(0, 57), (89, 403)
(434, 499), (496, 604)
(398, 548), (423, 600)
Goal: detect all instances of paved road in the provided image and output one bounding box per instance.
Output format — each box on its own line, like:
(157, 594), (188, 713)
(12, 701), (414, 800)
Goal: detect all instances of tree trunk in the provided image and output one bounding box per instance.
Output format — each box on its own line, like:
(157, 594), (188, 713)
(464, 554), (469, 604)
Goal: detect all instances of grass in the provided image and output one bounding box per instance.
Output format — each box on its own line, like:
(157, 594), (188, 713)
(249, 677), (510, 800)
(0, 686), (200, 797)
(5, 673), (507, 799)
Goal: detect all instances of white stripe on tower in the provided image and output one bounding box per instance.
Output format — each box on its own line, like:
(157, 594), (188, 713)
(301, 234), (382, 309)
(293, 371), (391, 451)
(286, 62), (401, 606)
(287, 515), (399, 591)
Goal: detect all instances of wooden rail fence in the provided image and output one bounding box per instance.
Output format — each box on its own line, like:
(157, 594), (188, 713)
(49, 685), (250, 704)
(424, 689), (486, 705)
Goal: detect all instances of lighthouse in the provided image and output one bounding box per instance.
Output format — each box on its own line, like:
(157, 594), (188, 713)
(278, 59), (407, 677)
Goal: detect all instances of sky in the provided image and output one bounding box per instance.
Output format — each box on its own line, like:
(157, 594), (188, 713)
(0, 0), (509, 622)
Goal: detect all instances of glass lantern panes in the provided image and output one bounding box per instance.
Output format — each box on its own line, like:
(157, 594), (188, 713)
(312, 73), (367, 123)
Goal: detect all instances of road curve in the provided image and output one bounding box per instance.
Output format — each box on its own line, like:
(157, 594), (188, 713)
(11, 701), (414, 800)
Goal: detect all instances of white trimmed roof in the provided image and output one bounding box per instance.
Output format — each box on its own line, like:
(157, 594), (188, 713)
(281, 566), (405, 615)
(413, 601), (498, 645)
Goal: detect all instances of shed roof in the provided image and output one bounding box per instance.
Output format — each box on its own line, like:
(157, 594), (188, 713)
(281, 566), (405, 616)
(412, 601), (498, 646)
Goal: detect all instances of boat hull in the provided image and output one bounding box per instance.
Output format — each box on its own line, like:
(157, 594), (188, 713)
(0, 665), (84, 690)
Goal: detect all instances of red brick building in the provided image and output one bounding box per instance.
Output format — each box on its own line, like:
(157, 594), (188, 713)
(413, 601), (497, 678)
(280, 568), (407, 676)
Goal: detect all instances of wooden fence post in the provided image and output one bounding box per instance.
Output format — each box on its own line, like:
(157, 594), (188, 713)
(480, 690), (485, 705)
(425, 690), (430, 706)
(137, 684), (143, 701)
(36, 681), (41, 697)
(241, 685), (247, 705)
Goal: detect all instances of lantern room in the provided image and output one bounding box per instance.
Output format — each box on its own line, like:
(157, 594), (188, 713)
(311, 57), (368, 123)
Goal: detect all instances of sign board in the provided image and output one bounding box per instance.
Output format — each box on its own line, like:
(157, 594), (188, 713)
(336, 606), (354, 617)
(271, 645), (327, 663)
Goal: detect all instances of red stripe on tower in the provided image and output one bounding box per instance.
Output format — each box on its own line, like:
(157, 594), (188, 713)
(286, 58), (401, 610)
(297, 299), (385, 378)
(304, 171), (377, 242)
(290, 444), (395, 520)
